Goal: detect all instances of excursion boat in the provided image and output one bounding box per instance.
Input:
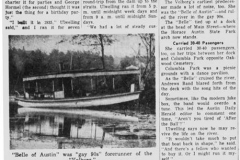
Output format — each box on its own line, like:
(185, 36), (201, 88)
(18, 107), (139, 122)
(15, 69), (143, 108)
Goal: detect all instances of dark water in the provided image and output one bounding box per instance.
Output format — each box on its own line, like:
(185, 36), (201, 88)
(9, 103), (156, 149)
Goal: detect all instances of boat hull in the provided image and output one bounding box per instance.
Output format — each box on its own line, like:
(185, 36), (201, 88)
(18, 108), (139, 122)
(16, 91), (141, 108)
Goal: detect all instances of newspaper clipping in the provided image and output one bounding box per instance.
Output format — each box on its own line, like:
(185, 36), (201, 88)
(160, 0), (238, 160)
(2, 0), (238, 160)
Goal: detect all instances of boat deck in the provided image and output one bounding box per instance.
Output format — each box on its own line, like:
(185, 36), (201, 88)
(15, 91), (141, 108)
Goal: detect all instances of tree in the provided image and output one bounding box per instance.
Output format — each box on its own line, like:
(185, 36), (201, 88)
(138, 33), (155, 83)
(71, 34), (115, 70)
(126, 33), (155, 82)
(125, 34), (155, 112)
(120, 56), (136, 69)
(47, 49), (66, 72)
(138, 34), (155, 112)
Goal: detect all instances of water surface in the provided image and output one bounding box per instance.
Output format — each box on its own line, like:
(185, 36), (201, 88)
(10, 105), (156, 149)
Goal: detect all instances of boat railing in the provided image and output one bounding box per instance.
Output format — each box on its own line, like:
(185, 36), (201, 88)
(24, 81), (140, 99)
(22, 69), (141, 100)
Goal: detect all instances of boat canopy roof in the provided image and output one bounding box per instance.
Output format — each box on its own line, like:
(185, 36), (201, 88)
(23, 69), (140, 82)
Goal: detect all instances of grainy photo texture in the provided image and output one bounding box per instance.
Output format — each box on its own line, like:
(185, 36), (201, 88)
(9, 34), (156, 149)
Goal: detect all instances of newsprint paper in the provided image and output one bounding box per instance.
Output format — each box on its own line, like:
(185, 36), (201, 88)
(2, 0), (238, 160)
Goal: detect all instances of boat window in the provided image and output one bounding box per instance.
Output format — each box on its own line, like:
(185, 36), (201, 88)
(54, 79), (63, 92)
(114, 74), (139, 93)
(96, 76), (109, 95)
(24, 81), (36, 97)
(38, 79), (53, 93)
(74, 77), (92, 97)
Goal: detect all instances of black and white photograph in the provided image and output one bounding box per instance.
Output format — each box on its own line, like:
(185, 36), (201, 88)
(2, 0), (239, 159)
(9, 34), (156, 149)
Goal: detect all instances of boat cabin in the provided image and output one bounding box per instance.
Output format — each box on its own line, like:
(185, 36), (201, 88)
(22, 69), (142, 99)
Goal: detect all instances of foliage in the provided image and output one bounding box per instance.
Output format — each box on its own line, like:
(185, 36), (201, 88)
(120, 56), (136, 69)
(138, 34), (155, 113)
(9, 48), (114, 94)
(122, 34), (156, 112)
(67, 34), (116, 70)
(9, 34), (155, 113)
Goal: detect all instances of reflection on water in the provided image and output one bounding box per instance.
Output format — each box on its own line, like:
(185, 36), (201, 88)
(11, 112), (114, 140)
(10, 106), (156, 149)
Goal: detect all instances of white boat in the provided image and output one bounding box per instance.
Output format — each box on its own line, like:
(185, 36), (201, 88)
(16, 91), (141, 108)
(16, 69), (142, 108)
(18, 108), (139, 122)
